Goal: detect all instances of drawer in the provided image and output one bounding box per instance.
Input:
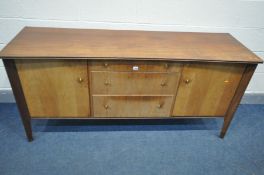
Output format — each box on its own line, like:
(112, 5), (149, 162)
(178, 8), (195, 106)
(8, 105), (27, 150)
(92, 96), (174, 117)
(90, 72), (180, 95)
(89, 61), (182, 72)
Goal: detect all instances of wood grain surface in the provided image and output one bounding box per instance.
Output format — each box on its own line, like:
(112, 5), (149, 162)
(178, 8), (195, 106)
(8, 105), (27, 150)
(90, 72), (180, 95)
(15, 59), (90, 118)
(172, 63), (245, 116)
(93, 95), (174, 117)
(0, 27), (262, 63)
(89, 61), (182, 72)
(220, 64), (257, 138)
(3, 59), (33, 141)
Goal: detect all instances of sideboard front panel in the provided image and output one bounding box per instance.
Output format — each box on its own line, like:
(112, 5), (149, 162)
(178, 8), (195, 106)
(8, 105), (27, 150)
(15, 60), (90, 118)
(172, 63), (245, 116)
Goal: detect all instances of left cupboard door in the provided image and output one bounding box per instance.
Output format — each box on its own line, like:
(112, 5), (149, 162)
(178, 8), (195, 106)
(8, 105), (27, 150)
(15, 60), (90, 118)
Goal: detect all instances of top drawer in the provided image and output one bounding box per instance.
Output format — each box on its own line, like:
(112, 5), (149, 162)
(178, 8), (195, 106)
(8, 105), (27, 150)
(89, 60), (182, 72)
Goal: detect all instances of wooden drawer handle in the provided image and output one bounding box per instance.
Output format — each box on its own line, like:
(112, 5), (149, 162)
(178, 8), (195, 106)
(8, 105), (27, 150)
(104, 104), (109, 109)
(161, 82), (166, 86)
(104, 81), (111, 86)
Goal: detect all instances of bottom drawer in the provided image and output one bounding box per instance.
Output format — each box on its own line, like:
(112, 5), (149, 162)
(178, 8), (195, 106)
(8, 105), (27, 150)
(92, 96), (174, 117)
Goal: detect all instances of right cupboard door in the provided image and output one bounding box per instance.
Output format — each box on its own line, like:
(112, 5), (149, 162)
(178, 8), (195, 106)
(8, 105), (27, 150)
(172, 63), (245, 116)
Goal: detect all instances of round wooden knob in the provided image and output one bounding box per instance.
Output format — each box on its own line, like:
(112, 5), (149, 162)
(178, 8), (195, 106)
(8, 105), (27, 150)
(78, 77), (84, 83)
(184, 79), (190, 84)
(164, 63), (169, 69)
(104, 63), (108, 67)
(157, 104), (162, 108)
(161, 82), (166, 86)
(104, 105), (109, 109)
(104, 81), (110, 86)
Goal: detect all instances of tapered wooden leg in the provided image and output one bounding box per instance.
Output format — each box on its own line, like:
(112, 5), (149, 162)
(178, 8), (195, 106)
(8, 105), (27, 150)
(3, 59), (33, 142)
(220, 64), (257, 138)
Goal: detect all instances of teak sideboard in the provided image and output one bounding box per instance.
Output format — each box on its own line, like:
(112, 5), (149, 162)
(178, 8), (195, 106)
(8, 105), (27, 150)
(0, 27), (262, 141)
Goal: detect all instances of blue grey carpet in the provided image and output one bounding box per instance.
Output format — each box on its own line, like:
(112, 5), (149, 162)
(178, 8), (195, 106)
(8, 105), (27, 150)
(0, 103), (263, 175)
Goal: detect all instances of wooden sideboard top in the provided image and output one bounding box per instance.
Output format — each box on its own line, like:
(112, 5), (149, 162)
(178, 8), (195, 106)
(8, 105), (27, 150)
(0, 27), (262, 63)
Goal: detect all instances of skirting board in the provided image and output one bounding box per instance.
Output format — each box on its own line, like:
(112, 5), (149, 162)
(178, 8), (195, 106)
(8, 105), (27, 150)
(0, 89), (264, 104)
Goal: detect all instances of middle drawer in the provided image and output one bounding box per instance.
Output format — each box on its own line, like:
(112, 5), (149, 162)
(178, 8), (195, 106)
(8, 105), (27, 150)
(90, 71), (180, 95)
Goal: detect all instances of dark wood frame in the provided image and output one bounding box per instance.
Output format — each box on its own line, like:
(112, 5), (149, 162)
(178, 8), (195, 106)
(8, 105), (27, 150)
(220, 64), (257, 138)
(3, 59), (33, 142)
(3, 59), (257, 142)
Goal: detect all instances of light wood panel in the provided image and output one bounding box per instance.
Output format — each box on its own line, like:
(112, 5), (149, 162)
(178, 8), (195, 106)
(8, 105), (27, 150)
(15, 60), (90, 118)
(89, 61), (182, 72)
(91, 72), (180, 95)
(93, 96), (174, 117)
(172, 63), (245, 116)
(0, 27), (262, 63)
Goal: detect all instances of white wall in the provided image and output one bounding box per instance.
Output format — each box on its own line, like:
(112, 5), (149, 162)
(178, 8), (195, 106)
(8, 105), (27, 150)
(0, 0), (264, 93)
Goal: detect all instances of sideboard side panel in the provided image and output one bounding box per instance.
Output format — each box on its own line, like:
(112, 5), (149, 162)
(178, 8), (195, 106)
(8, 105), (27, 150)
(220, 64), (257, 138)
(3, 59), (33, 141)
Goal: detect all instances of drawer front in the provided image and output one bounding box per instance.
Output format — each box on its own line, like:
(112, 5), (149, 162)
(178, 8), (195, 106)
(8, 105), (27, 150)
(91, 72), (180, 95)
(89, 61), (182, 72)
(93, 96), (174, 117)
